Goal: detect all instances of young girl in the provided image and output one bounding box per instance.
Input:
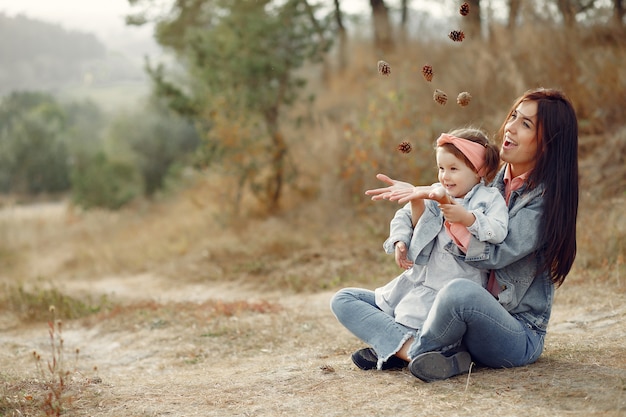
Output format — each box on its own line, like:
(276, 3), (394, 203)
(331, 127), (507, 371)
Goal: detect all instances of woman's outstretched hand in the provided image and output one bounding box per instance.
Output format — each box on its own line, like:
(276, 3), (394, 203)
(388, 185), (439, 204)
(364, 174), (415, 201)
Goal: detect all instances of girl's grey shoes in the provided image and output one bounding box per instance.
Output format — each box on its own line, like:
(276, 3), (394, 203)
(408, 350), (472, 382)
(351, 348), (408, 370)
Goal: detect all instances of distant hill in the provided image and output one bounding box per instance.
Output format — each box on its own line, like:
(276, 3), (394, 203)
(0, 13), (147, 96)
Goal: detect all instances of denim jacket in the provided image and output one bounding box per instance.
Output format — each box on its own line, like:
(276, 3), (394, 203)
(445, 168), (554, 333)
(383, 182), (508, 266)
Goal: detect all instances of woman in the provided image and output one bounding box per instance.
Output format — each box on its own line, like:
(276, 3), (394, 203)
(330, 88), (579, 382)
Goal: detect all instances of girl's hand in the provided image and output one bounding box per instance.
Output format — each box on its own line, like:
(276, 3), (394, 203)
(394, 241), (413, 270)
(439, 203), (475, 226)
(365, 174), (415, 201)
(428, 184), (453, 205)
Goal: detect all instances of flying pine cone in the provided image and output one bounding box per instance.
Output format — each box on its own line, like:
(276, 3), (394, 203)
(457, 91), (472, 107)
(421, 64), (434, 82)
(397, 141), (412, 154)
(433, 89), (448, 105)
(378, 60), (391, 76)
(449, 30), (465, 42)
(460, 2), (470, 16)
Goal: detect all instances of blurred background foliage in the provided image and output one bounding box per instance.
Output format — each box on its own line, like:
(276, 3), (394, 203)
(0, 0), (624, 213)
(0, 0), (622, 307)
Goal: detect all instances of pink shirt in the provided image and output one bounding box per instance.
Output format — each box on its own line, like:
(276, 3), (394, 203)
(503, 164), (530, 204)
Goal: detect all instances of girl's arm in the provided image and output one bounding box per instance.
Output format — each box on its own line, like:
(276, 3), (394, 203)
(464, 193), (543, 270)
(410, 199), (425, 227)
(387, 184), (443, 226)
(466, 189), (509, 244)
(383, 203), (414, 254)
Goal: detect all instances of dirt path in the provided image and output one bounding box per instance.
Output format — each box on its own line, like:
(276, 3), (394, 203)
(1, 202), (625, 416)
(2, 270), (626, 417)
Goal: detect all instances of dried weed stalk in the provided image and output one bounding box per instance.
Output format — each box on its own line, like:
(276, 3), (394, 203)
(32, 306), (74, 416)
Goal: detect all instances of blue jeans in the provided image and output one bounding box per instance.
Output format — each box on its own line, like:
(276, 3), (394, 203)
(330, 287), (417, 369)
(330, 279), (545, 369)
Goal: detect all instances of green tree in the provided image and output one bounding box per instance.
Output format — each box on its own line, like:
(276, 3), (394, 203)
(107, 101), (200, 197)
(63, 99), (106, 154)
(0, 92), (70, 194)
(128, 0), (332, 213)
(70, 151), (142, 210)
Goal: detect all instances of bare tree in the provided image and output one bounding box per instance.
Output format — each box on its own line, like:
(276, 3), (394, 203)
(508, 0), (521, 30)
(333, 0), (348, 69)
(614, 0), (625, 27)
(465, 0), (482, 40)
(370, 0), (394, 51)
(399, 0), (409, 41)
(556, 0), (576, 27)
(555, 0), (599, 28)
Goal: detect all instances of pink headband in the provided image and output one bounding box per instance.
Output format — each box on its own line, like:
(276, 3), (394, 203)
(436, 133), (487, 177)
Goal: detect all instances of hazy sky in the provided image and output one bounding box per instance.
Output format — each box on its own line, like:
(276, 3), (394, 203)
(0, 0), (134, 34)
(0, 0), (161, 54)
(0, 0), (446, 35)
(0, 0), (454, 53)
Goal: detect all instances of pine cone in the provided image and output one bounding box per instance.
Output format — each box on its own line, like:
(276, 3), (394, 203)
(448, 30), (465, 42)
(460, 2), (470, 16)
(397, 141), (412, 154)
(457, 91), (472, 107)
(377, 60), (391, 76)
(433, 89), (448, 105)
(421, 64), (434, 82)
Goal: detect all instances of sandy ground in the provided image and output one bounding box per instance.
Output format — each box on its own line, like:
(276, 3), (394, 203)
(2, 273), (625, 416)
(1, 203), (625, 417)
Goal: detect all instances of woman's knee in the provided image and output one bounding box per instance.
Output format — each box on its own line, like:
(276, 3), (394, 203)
(436, 279), (486, 306)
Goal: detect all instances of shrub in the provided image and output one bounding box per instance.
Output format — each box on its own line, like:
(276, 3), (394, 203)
(70, 152), (142, 210)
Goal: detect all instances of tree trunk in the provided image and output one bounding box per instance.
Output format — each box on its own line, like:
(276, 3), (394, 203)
(615, 0), (625, 27)
(370, 0), (393, 51)
(334, 0), (348, 70)
(399, 0), (409, 42)
(508, 0), (521, 30)
(556, 0), (576, 28)
(264, 108), (287, 214)
(465, 0), (482, 40)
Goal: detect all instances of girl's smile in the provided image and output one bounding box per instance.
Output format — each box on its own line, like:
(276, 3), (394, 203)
(436, 148), (480, 198)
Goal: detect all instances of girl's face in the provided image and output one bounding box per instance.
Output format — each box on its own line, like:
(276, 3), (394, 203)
(501, 100), (539, 177)
(436, 147), (481, 198)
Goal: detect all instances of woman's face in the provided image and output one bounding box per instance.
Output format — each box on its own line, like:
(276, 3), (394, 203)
(501, 100), (539, 177)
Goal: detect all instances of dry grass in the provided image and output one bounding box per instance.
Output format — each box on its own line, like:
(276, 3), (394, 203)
(0, 174), (623, 417)
(0, 22), (625, 417)
(3, 286), (625, 416)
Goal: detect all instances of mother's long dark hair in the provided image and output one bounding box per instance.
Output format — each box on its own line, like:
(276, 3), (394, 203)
(499, 88), (579, 287)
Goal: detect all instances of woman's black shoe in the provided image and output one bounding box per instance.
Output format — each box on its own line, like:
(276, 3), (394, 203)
(351, 348), (408, 370)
